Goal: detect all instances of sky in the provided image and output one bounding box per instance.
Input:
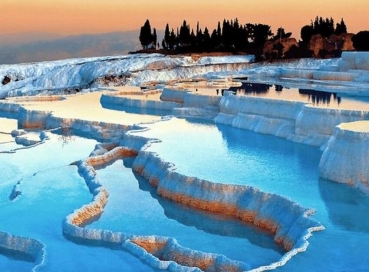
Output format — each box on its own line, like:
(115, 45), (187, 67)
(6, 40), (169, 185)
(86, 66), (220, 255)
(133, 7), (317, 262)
(1, 0), (369, 40)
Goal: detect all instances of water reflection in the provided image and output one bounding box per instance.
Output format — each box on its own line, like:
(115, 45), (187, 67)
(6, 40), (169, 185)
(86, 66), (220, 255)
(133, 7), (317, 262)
(275, 85), (283, 92)
(215, 121), (322, 164)
(133, 172), (284, 254)
(101, 103), (172, 117)
(228, 81), (369, 109)
(319, 178), (369, 233)
(57, 126), (75, 146)
(0, 247), (35, 263)
(299, 89), (341, 106)
(228, 82), (271, 96)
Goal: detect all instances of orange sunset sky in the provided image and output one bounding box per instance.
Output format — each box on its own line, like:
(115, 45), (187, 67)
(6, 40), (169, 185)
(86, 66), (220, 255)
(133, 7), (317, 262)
(1, 0), (368, 39)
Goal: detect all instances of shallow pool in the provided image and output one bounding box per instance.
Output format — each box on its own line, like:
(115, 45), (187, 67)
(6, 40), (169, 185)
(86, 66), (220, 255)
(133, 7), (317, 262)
(1, 113), (368, 271)
(0, 131), (154, 271)
(187, 81), (369, 110)
(230, 82), (369, 110)
(88, 159), (283, 269)
(135, 117), (369, 271)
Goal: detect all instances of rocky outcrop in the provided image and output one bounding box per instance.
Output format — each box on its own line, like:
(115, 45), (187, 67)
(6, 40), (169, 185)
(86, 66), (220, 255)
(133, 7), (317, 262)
(340, 33), (355, 50)
(263, 38), (298, 58)
(309, 33), (354, 57)
(2, 75), (11, 85)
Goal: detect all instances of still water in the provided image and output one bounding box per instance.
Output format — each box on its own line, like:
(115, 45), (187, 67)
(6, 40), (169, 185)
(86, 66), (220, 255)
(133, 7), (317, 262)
(230, 82), (369, 110)
(188, 81), (369, 110)
(0, 131), (154, 271)
(136, 117), (369, 272)
(0, 104), (369, 271)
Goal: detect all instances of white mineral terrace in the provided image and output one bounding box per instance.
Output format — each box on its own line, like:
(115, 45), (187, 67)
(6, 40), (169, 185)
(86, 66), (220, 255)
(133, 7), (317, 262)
(4, 86), (162, 124)
(338, 120), (369, 133)
(0, 85), (324, 271)
(1, 52), (369, 271)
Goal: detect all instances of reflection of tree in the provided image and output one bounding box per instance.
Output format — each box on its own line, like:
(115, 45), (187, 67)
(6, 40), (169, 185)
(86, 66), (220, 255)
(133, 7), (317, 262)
(275, 85), (283, 92)
(58, 125), (75, 146)
(229, 82), (272, 96)
(299, 89), (340, 106)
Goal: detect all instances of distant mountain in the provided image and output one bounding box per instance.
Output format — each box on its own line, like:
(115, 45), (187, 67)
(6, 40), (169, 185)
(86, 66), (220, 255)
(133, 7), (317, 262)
(0, 31), (142, 64)
(0, 32), (63, 46)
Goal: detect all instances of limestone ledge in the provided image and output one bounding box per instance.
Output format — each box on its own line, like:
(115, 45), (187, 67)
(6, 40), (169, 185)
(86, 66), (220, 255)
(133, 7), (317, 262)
(65, 146), (137, 228)
(119, 132), (158, 152)
(172, 107), (219, 120)
(0, 99), (135, 141)
(320, 121), (369, 193)
(160, 87), (190, 103)
(108, 89), (162, 96)
(0, 231), (45, 271)
(100, 92), (180, 111)
(129, 62), (252, 86)
(216, 94), (369, 148)
(132, 150), (324, 271)
(160, 87), (221, 109)
(280, 68), (359, 81)
(215, 94), (369, 193)
(14, 132), (43, 146)
(339, 51), (369, 71)
(0, 101), (21, 113)
(125, 236), (250, 272)
(101, 88), (221, 120)
(219, 95), (304, 120)
(64, 144), (253, 271)
(11, 129), (27, 137)
(85, 146), (137, 167)
(0, 96), (326, 271)
(6, 95), (65, 102)
(295, 105), (369, 138)
(279, 52), (369, 83)
(89, 142), (120, 156)
(183, 93), (221, 108)
(16, 108), (133, 141)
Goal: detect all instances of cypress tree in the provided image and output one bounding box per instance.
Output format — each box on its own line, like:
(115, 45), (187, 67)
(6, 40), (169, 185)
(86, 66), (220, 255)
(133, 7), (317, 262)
(179, 20), (191, 46)
(169, 29), (176, 50)
(152, 28), (157, 48)
(139, 19), (152, 49)
(164, 24), (170, 47)
(335, 18), (347, 35)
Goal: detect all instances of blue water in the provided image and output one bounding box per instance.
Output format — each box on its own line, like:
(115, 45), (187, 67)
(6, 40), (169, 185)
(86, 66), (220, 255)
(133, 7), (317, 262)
(0, 131), (154, 271)
(229, 82), (369, 110)
(137, 117), (369, 271)
(1, 114), (369, 271)
(88, 159), (283, 268)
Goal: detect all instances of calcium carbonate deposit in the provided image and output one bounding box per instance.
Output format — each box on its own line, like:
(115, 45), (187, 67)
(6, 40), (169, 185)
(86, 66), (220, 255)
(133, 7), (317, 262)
(1, 52), (369, 271)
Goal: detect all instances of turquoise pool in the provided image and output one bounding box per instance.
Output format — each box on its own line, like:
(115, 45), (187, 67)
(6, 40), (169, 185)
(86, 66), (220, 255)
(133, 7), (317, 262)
(134, 117), (369, 271)
(0, 113), (368, 271)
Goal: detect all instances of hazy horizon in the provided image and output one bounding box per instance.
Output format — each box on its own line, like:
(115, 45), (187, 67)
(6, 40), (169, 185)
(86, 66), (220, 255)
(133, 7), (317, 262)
(0, 30), (144, 64)
(1, 1), (368, 40)
(1, 1), (369, 64)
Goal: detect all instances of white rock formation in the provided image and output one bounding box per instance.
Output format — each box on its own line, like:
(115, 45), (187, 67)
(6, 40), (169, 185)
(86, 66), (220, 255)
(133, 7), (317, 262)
(319, 121), (369, 193)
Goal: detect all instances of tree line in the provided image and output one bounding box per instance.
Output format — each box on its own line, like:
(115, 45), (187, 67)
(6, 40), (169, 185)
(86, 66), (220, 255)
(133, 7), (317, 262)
(138, 17), (369, 59)
(140, 19), (274, 55)
(300, 16), (347, 44)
